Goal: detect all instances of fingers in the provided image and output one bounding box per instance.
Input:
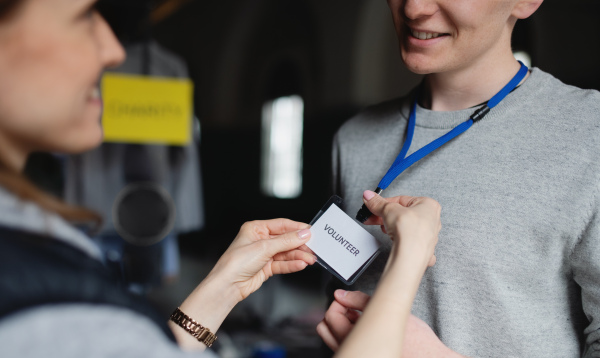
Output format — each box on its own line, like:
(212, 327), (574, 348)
(387, 195), (421, 207)
(333, 289), (371, 310)
(272, 249), (317, 264)
(361, 191), (419, 225)
(260, 218), (310, 236)
(326, 295), (353, 315)
(363, 190), (419, 208)
(316, 321), (340, 351)
(345, 308), (361, 324)
(271, 260), (309, 275)
(260, 228), (312, 260)
(297, 244), (315, 255)
(361, 195), (420, 225)
(316, 291), (370, 351)
(362, 190), (429, 216)
(323, 300), (356, 343)
(362, 215), (384, 226)
(361, 190), (392, 218)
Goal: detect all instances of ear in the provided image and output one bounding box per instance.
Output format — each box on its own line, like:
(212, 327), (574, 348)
(512, 0), (543, 20)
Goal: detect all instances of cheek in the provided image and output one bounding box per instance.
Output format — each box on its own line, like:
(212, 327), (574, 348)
(0, 98), (103, 154)
(451, 2), (511, 45)
(0, 67), (103, 154)
(458, 21), (508, 59)
(33, 92), (104, 153)
(0, 36), (104, 152)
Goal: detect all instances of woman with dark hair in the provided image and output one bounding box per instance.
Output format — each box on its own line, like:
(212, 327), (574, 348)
(0, 1), (441, 357)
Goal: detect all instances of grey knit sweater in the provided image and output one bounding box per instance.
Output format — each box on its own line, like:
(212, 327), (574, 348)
(332, 68), (600, 357)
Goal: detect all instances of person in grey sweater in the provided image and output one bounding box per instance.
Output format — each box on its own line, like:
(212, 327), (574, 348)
(318, 0), (600, 357)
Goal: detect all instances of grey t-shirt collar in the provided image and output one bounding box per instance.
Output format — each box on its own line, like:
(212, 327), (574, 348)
(412, 68), (539, 129)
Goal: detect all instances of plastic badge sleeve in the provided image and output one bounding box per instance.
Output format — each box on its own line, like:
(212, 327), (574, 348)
(308, 195), (381, 285)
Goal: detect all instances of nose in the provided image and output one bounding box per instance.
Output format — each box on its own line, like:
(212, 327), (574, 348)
(403, 0), (438, 21)
(96, 13), (126, 69)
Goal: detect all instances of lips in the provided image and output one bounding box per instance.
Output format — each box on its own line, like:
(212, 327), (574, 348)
(87, 86), (102, 106)
(89, 87), (100, 100)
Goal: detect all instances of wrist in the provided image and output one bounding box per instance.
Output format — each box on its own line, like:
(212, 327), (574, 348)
(171, 275), (238, 351)
(203, 252), (247, 302)
(387, 247), (430, 275)
(179, 273), (240, 333)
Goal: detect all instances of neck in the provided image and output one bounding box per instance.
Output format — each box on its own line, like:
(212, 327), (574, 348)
(421, 52), (525, 112)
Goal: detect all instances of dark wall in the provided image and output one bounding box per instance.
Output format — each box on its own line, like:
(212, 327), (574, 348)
(532, 0), (600, 89)
(152, 1), (369, 253)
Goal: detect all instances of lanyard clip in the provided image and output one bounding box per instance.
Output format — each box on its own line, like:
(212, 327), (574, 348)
(470, 105), (491, 123)
(356, 187), (383, 223)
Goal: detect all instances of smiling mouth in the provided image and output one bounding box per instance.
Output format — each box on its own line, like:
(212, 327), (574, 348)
(88, 87), (102, 105)
(410, 29), (449, 40)
(90, 87), (100, 100)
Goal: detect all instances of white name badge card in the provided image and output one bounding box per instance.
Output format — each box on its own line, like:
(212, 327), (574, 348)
(307, 196), (381, 285)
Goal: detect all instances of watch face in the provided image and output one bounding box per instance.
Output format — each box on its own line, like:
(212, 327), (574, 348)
(113, 182), (175, 246)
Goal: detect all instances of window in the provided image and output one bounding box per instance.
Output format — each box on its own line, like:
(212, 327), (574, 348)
(261, 95), (304, 198)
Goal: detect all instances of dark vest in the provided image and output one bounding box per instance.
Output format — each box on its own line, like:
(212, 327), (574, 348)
(0, 226), (175, 341)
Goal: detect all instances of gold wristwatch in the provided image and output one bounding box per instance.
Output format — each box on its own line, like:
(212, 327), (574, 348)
(169, 307), (217, 347)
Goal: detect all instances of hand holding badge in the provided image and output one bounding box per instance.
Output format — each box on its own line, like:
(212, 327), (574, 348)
(306, 196), (381, 285)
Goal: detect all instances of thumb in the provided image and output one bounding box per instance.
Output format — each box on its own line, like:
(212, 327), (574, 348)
(262, 228), (312, 258)
(334, 289), (371, 311)
(362, 190), (391, 218)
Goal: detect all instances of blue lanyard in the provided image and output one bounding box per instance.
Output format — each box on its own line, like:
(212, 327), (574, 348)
(356, 61), (529, 222)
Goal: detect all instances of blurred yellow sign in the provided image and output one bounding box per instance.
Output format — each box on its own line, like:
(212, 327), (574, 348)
(101, 73), (193, 145)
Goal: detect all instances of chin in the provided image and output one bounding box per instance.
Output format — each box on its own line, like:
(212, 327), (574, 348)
(402, 58), (434, 75)
(76, 114), (104, 152)
(61, 129), (104, 154)
(400, 50), (431, 74)
(80, 132), (104, 152)
(401, 52), (453, 75)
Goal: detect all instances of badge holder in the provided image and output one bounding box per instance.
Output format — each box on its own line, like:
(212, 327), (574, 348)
(309, 195), (381, 286)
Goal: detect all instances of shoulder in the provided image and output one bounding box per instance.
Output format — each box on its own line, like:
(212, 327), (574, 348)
(514, 68), (600, 147)
(0, 304), (209, 358)
(335, 96), (411, 143)
(527, 68), (600, 121)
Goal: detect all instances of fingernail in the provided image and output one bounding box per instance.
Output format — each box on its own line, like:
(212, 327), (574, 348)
(334, 289), (348, 298)
(298, 229), (311, 240)
(363, 190), (376, 201)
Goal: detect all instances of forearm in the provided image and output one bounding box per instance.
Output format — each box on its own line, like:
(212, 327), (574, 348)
(335, 258), (423, 358)
(166, 218), (313, 351)
(168, 273), (240, 351)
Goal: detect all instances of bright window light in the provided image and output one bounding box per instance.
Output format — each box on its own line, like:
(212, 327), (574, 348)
(261, 95), (304, 199)
(513, 51), (532, 68)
